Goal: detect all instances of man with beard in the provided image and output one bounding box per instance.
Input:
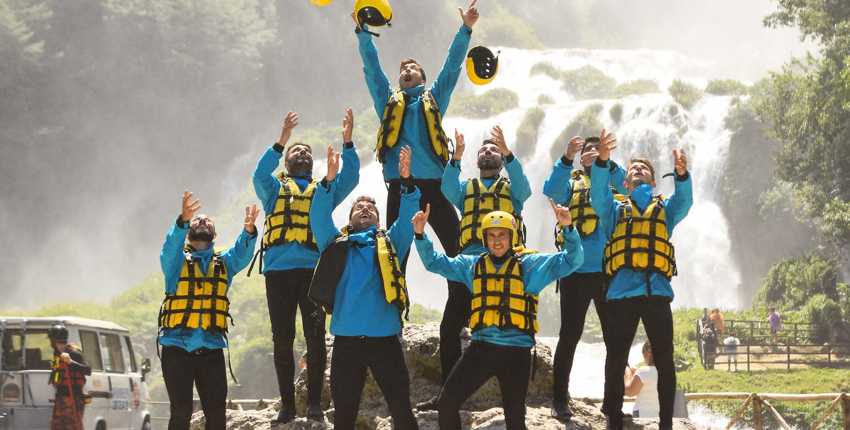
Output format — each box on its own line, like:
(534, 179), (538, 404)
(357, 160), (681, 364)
(418, 125), (531, 409)
(252, 109), (360, 423)
(542, 135), (626, 420)
(158, 191), (259, 430)
(590, 130), (692, 430)
(308, 146), (419, 430)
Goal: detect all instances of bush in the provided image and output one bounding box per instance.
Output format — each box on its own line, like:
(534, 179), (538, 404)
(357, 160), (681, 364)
(805, 294), (843, 344)
(609, 103), (624, 123)
(549, 104), (604, 161)
(530, 61), (562, 80)
(668, 79), (703, 110)
(608, 79), (660, 98)
(561, 66), (616, 100)
(705, 79), (748, 96)
(515, 107), (546, 155)
(755, 251), (839, 311)
(538, 93), (555, 105)
(452, 87), (520, 119)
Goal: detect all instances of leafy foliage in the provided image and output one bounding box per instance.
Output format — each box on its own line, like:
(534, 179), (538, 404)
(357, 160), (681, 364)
(537, 93), (555, 105)
(609, 103), (624, 123)
(530, 61), (562, 80)
(608, 79), (660, 98)
(668, 79), (703, 110)
(549, 104), (604, 161)
(514, 106), (546, 155)
(704, 79), (748, 96)
(755, 251), (839, 311)
(561, 66), (616, 100)
(452, 87), (519, 119)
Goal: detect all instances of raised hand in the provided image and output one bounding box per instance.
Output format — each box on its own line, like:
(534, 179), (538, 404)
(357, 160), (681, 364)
(453, 129), (465, 161)
(673, 149), (688, 175)
(278, 111), (299, 146)
(550, 198), (572, 226)
(597, 128), (618, 162)
(244, 204), (260, 233)
(459, 0), (479, 28)
(325, 145), (341, 182)
(412, 204), (431, 234)
(490, 125), (511, 157)
(565, 135), (584, 160)
(342, 108), (354, 143)
(399, 146), (412, 178)
(181, 190), (201, 223)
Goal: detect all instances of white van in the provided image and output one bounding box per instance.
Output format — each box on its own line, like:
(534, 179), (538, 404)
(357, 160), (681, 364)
(0, 317), (152, 430)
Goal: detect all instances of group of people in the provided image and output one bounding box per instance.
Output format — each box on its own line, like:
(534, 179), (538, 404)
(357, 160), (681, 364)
(154, 2), (693, 430)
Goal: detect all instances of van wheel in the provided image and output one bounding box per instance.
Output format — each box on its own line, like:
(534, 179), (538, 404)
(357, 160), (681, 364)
(96, 421), (106, 430)
(142, 421), (151, 430)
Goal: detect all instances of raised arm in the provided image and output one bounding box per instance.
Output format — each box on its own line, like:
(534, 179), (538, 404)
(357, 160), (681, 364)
(413, 206), (476, 287)
(222, 204), (261, 279)
(441, 129), (466, 209)
(493, 125), (532, 206)
(589, 129), (620, 239)
(430, 0), (477, 111)
(334, 108), (361, 205)
(663, 149), (693, 234)
(161, 190), (199, 291)
(253, 111), (298, 208)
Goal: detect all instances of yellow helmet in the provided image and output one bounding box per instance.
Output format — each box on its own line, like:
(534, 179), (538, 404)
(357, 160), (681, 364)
(309, 0), (333, 5)
(478, 211), (518, 244)
(354, 0), (393, 37)
(466, 46), (500, 85)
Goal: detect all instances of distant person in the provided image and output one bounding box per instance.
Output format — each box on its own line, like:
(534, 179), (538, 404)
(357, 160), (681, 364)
(624, 340), (658, 419)
(590, 129), (693, 430)
(48, 324), (91, 430)
(699, 308), (710, 331)
(353, 3), (480, 411)
(768, 307), (783, 345)
(413, 204), (584, 430)
(252, 109), (360, 423)
(723, 332), (740, 371)
(710, 308), (725, 337)
(701, 323), (718, 370)
(430, 126), (531, 408)
(309, 146), (419, 430)
(158, 191), (259, 430)
(542, 134), (626, 420)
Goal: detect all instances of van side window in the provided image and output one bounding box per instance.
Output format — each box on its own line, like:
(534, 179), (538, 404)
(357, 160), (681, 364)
(80, 330), (104, 372)
(123, 335), (137, 373)
(101, 333), (126, 373)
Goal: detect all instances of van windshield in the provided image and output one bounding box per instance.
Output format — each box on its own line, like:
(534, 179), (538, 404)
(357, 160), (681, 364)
(1, 329), (54, 371)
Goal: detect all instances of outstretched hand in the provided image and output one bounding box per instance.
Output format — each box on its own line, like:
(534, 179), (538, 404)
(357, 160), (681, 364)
(278, 111), (299, 146)
(399, 146), (412, 178)
(342, 108), (354, 143)
(459, 0), (479, 28)
(550, 198), (572, 226)
(673, 149), (688, 175)
(181, 190), (201, 223)
(244, 204), (260, 233)
(490, 125), (511, 157)
(412, 204), (431, 234)
(597, 128), (618, 162)
(565, 135), (584, 160)
(325, 145), (341, 182)
(453, 129), (465, 161)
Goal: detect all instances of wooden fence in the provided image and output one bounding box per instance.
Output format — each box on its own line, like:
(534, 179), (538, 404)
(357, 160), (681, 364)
(686, 392), (850, 430)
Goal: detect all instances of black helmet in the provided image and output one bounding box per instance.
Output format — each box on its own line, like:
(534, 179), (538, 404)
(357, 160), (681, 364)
(47, 324), (69, 342)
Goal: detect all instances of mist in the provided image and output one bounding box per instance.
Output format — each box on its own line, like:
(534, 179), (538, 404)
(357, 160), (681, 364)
(0, 0), (808, 309)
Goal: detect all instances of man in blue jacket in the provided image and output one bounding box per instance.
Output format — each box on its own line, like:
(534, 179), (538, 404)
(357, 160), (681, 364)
(158, 190), (259, 430)
(542, 134), (626, 420)
(590, 130), (692, 430)
(252, 109), (359, 423)
(309, 146), (419, 430)
(413, 203), (583, 430)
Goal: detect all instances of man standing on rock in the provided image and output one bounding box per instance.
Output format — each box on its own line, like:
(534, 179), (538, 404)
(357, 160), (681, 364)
(158, 191), (259, 430)
(543, 134), (626, 420)
(590, 130), (692, 430)
(413, 204), (583, 430)
(309, 146), (419, 430)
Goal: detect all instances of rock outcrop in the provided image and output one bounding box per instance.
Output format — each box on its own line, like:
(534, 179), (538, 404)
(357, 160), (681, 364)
(190, 322), (719, 430)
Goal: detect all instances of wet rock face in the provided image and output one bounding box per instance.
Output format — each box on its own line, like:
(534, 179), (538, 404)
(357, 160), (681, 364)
(189, 322), (718, 430)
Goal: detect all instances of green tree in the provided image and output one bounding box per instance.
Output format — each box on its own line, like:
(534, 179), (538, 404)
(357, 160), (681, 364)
(755, 251), (839, 311)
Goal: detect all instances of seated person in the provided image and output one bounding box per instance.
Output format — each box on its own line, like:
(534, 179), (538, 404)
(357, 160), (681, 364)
(624, 340), (658, 418)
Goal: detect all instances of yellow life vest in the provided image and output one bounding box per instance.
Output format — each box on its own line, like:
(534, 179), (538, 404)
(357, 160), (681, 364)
(603, 196), (677, 280)
(554, 170), (627, 249)
(469, 249), (539, 336)
(376, 90), (449, 166)
(459, 177), (524, 249)
(159, 246), (232, 334)
(263, 175), (318, 250)
(309, 229), (409, 319)
(50, 344), (86, 387)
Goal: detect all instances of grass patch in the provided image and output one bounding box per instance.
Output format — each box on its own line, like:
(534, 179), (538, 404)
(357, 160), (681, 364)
(705, 79), (749, 96)
(608, 79), (660, 98)
(530, 61), (562, 80)
(609, 103), (624, 123)
(669, 79), (703, 110)
(549, 103), (604, 161)
(538, 94), (555, 105)
(452, 87), (519, 119)
(514, 106), (546, 155)
(561, 65), (617, 100)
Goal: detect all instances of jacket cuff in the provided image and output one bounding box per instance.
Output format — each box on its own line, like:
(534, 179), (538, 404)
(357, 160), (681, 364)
(176, 215), (188, 229)
(561, 155), (573, 166)
(273, 143), (285, 153)
(595, 158), (608, 168)
(400, 175), (415, 193)
(450, 159), (461, 168)
(415, 232), (425, 240)
(677, 171), (690, 181)
(504, 153), (515, 163)
(343, 141), (354, 149)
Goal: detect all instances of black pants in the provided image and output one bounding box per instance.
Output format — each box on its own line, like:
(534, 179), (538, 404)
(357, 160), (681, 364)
(387, 179), (468, 385)
(602, 296), (676, 429)
(161, 346), (227, 430)
(552, 271), (610, 403)
(265, 269), (327, 407)
(330, 335), (418, 430)
(437, 341), (530, 430)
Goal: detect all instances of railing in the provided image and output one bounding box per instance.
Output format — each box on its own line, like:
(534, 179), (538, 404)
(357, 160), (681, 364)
(686, 392), (850, 430)
(723, 319), (821, 345)
(703, 344), (850, 371)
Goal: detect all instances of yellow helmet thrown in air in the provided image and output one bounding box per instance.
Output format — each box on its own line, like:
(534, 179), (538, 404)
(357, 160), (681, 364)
(309, 0), (333, 5)
(466, 46), (500, 85)
(479, 211), (518, 244)
(354, 0), (393, 37)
